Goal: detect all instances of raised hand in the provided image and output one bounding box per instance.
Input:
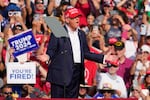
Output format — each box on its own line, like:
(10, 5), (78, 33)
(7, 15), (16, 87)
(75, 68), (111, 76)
(36, 53), (50, 62)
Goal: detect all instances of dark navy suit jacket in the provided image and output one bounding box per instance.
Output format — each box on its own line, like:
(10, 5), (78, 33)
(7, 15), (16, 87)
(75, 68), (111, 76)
(46, 27), (104, 86)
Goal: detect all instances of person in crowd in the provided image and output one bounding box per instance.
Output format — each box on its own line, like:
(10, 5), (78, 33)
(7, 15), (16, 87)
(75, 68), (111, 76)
(131, 15), (142, 42)
(113, 41), (134, 97)
(82, 12), (96, 34)
(140, 71), (150, 96)
(0, 0), (8, 19)
(70, 0), (101, 27)
(86, 23), (104, 51)
(145, 35), (150, 61)
(84, 25), (104, 96)
(145, 85), (150, 100)
(145, 35), (150, 47)
(37, 7), (115, 98)
(21, 84), (49, 98)
(7, 0), (27, 23)
(54, 1), (70, 25)
(78, 84), (92, 99)
(32, 13), (48, 35)
(25, 0), (51, 28)
(136, 0), (150, 48)
(130, 45), (150, 87)
(117, 0), (138, 21)
(96, 57), (127, 98)
(129, 86), (146, 100)
(121, 25), (138, 60)
(94, 83), (118, 99)
(4, 23), (28, 63)
(1, 84), (13, 98)
(1, 84), (19, 100)
(0, 0), (8, 65)
(31, 23), (50, 95)
(102, 14), (125, 46)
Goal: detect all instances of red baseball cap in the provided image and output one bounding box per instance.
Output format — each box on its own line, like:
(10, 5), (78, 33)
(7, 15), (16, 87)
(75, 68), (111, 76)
(65, 8), (82, 18)
(108, 37), (117, 45)
(146, 71), (150, 75)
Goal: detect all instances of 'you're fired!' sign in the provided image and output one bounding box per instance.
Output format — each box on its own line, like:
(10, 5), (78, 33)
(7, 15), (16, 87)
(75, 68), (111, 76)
(6, 62), (36, 84)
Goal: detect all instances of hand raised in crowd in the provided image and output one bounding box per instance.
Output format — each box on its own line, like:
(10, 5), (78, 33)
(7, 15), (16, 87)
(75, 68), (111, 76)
(139, 69), (146, 76)
(8, 47), (15, 62)
(17, 0), (25, 8)
(9, 17), (16, 25)
(15, 16), (24, 24)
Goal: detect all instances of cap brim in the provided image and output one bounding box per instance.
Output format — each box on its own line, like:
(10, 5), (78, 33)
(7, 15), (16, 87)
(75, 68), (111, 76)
(115, 46), (124, 50)
(80, 84), (91, 88)
(69, 14), (82, 19)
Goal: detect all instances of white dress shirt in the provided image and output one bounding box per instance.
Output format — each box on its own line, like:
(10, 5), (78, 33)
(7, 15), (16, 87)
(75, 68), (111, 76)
(66, 25), (81, 63)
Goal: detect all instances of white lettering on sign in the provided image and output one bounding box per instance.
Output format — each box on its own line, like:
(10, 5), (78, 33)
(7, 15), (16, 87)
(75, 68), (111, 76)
(10, 35), (32, 50)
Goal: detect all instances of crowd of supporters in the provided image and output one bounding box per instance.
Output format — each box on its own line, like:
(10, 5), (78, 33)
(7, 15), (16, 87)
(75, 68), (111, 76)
(0, 0), (150, 99)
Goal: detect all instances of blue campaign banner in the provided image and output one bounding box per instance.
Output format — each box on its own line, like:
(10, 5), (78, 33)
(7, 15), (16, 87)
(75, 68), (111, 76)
(8, 29), (39, 57)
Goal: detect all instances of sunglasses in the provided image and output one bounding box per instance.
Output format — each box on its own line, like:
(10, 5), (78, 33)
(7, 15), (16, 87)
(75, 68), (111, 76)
(35, 1), (43, 4)
(8, 11), (21, 16)
(4, 92), (12, 95)
(142, 51), (149, 54)
(107, 63), (118, 68)
(101, 90), (113, 94)
(15, 26), (22, 30)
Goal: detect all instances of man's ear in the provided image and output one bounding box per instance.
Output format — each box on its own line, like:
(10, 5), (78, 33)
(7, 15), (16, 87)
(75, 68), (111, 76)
(65, 17), (69, 24)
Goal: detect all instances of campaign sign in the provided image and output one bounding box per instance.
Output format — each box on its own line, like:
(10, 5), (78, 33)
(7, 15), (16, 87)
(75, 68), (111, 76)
(6, 62), (36, 84)
(8, 29), (39, 57)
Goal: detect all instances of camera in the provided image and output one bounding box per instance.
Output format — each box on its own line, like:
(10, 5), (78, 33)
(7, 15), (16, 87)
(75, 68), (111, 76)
(10, 0), (18, 4)
(105, 60), (119, 68)
(92, 25), (99, 34)
(106, 62), (113, 68)
(33, 14), (40, 20)
(8, 11), (21, 17)
(140, 24), (147, 35)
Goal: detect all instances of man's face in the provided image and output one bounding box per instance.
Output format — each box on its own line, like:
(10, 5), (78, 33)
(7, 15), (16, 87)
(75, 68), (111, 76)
(108, 65), (118, 74)
(14, 25), (23, 34)
(115, 48), (125, 58)
(87, 15), (95, 25)
(0, 0), (9, 7)
(146, 38), (150, 45)
(67, 17), (80, 31)
(35, 0), (44, 10)
(103, 91), (113, 98)
(3, 88), (13, 97)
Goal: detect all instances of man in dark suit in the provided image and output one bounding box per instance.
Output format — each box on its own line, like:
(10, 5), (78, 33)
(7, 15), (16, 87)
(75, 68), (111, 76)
(37, 7), (115, 98)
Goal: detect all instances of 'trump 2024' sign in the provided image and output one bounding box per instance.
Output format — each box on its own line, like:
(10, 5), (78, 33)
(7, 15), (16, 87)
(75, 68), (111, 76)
(8, 29), (39, 57)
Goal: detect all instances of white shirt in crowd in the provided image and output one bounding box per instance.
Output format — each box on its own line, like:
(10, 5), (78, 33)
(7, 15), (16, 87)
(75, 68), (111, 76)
(97, 72), (127, 98)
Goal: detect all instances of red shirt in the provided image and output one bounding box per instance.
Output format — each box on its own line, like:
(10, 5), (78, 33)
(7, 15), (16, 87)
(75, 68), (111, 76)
(84, 47), (101, 86)
(75, 1), (90, 27)
(119, 7), (138, 19)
